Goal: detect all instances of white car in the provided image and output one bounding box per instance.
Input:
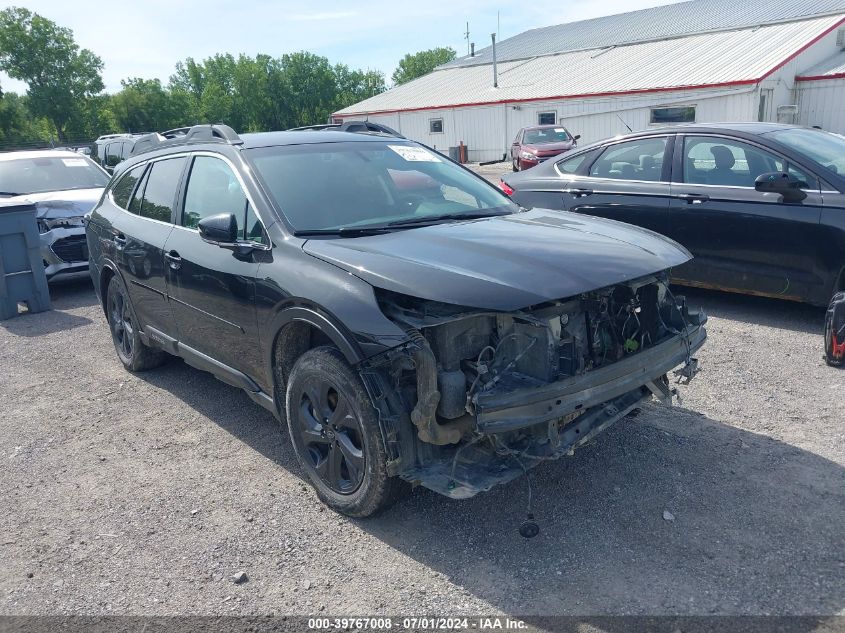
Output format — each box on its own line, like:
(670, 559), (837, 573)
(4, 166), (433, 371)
(0, 150), (110, 281)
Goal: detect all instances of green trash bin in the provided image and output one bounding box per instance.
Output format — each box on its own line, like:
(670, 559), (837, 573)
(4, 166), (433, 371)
(0, 200), (51, 320)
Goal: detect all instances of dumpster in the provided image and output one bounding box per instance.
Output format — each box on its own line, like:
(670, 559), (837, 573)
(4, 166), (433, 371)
(0, 200), (51, 320)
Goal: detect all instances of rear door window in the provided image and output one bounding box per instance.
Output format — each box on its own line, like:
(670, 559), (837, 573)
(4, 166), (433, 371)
(589, 137), (667, 181)
(138, 157), (187, 223)
(111, 164), (146, 209)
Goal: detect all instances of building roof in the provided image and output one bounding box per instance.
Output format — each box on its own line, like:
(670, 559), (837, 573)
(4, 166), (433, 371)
(797, 49), (845, 80)
(336, 15), (845, 116)
(445, 0), (845, 68)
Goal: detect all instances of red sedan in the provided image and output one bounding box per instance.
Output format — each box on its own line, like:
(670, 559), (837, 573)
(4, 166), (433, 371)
(511, 125), (579, 171)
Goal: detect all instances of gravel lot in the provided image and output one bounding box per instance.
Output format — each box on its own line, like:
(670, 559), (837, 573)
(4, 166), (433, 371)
(1, 176), (844, 617)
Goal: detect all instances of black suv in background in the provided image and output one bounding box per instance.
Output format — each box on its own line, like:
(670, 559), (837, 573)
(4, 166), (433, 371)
(86, 124), (705, 517)
(502, 123), (845, 307)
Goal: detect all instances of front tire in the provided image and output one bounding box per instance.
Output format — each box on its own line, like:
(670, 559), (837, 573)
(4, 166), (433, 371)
(285, 346), (406, 517)
(106, 275), (168, 372)
(512, 158), (520, 172)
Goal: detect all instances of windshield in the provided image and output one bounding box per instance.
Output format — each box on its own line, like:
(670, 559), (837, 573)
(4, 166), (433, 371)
(767, 128), (845, 175)
(246, 141), (517, 233)
(0, 155), (109, 196)
(523, 128), (571, 145)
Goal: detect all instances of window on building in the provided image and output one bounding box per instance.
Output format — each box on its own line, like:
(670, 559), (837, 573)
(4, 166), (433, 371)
(429, 118), (444, 134)
(538, 112), (556, 125)
(650, 106), (696, 125)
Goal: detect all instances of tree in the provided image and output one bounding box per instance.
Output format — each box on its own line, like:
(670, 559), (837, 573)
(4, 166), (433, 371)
(0, 7), (104, 141)
(391, 47), (456, 85)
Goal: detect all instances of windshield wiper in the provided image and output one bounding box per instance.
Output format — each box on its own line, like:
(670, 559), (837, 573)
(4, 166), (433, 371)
(0, 191), (22, 197)
(387, 210), (512, 227)
(294, 226), (394, 237)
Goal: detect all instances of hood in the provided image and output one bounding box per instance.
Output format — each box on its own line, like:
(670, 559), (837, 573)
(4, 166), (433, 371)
(522, 141), (575, 156)
(303, 209), (692, 311)
(11, 188), (103, 219)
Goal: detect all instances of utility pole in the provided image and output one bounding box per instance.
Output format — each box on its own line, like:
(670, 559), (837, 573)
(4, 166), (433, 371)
(464, 22), (470, 56)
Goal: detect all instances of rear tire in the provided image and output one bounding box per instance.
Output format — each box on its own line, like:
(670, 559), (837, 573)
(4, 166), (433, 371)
(285, 346), (407, 517)
(106, 275), (168, 372)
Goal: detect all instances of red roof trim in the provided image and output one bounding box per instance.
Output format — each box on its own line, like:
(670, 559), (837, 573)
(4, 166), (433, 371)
(796, 71), (845, 81)
(334, 16), (845, 118)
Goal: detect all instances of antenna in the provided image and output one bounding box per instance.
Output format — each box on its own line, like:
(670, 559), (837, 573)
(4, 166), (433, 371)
(464, 21), (470, 56)
(616, 113), (633, 133)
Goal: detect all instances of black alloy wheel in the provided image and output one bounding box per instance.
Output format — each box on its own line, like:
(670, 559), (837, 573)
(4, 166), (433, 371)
(285, 346), (407, 517)
(296, 377), (365, 494)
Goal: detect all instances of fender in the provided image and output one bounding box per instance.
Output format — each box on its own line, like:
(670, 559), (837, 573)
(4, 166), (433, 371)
(264, 303), (365, 384)
(96, 256), (122, 312)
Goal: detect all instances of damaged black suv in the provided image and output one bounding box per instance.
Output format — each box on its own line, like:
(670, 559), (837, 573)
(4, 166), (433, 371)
(86, 124), (706, 517)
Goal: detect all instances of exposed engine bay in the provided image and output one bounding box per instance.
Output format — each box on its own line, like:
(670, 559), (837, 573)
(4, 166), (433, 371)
(366, 272), (706, 499)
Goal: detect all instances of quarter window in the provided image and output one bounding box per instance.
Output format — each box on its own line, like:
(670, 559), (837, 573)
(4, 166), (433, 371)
(589, 137), (667, 181)
(556, 153), (588, 174)
(182, 156), (264, 243)
(682, 136), (816, 189)
(111, 164), (146, 209)
(138, 157), (187, 222)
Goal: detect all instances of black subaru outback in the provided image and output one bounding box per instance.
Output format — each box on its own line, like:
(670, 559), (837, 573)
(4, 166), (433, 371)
(86, 124), (706, 517)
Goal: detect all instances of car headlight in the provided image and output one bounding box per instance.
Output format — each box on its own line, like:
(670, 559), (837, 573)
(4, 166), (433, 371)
(520, 151), (536, 160)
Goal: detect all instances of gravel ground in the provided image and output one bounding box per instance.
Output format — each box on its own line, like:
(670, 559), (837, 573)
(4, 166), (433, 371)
(1, 205), (844, 617)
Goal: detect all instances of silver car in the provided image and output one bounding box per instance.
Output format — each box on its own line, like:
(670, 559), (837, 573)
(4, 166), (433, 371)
(0, 150), (110, 281)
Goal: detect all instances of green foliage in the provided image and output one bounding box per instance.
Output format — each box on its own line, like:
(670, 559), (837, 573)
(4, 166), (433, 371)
(0, 6), (104, 141)
(391, 47), (456, 85)
(0, 6), (455, 148)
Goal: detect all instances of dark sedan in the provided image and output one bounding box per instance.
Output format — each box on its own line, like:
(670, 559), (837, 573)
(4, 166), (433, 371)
(501, 123), (845, 306)
(510, 124), (579, 171)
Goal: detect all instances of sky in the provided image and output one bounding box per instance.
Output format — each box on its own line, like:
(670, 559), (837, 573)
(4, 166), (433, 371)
(1, 0), (683, 94)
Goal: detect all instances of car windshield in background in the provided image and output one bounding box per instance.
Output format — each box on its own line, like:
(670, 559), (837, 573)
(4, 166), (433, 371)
(523, 128), (571, 144)
(767, 128), (845, 175)
(0, 156), (109, 196)
(246, 141), (517, 233)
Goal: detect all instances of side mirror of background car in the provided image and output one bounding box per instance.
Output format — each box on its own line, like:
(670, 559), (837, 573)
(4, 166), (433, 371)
(754, 172), (808, 203)
(573, 135), (581, 141)
(198, 213), (239, 244)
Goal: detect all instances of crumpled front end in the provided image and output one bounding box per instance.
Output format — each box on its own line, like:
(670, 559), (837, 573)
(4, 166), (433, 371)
(32, 196), (99, 281)
(365, 272), (706, 498)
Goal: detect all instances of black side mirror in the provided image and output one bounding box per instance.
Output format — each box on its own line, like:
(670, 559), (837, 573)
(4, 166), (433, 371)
(754, 172), (807, 203)
(573, 134), (581, 141)
(198, 213), (239, 244)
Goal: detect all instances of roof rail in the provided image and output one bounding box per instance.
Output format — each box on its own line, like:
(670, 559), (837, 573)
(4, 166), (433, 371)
(129, 124), (244, 158)
(287, 120), (405, 138)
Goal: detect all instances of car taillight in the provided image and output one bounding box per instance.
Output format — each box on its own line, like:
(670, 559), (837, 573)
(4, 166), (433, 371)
(499, 180), (514, 196)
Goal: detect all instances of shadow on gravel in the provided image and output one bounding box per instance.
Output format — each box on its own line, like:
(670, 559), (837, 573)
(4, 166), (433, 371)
(0, 279), (96, 336)
(363, 405), (845, 617)
(676, 286), (826, 335)
(131, 347), (843, 618)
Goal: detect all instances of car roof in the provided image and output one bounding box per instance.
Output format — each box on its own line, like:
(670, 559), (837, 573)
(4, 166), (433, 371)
(619, 122), (806, 137)
(240, 130), (409, 149)
(523, 124), (569, 131)
(0, 149), (85, 162)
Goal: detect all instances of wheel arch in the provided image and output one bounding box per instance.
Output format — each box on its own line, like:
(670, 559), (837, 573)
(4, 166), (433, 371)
(266, 304), (365, 402)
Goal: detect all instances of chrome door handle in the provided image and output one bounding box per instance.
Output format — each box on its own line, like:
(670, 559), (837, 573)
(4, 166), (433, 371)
(678, 193), (710, 204)
(165, 251), (182, 270)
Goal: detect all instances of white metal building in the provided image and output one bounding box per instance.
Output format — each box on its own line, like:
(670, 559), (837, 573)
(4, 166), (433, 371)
(334, 0), (845, 163)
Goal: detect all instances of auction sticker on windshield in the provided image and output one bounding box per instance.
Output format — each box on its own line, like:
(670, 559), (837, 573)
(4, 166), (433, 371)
(62, 158), (89, 167)
(388, 145), (441, 162)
